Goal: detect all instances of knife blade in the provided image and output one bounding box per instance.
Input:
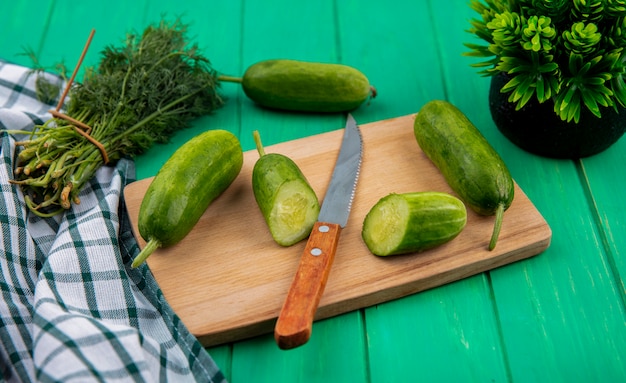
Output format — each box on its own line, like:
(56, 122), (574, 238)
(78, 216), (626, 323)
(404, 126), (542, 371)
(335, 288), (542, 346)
(274, 114), (363, 350)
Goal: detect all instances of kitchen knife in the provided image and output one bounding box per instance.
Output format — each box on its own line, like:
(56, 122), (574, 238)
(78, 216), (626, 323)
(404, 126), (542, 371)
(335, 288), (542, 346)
(274, 114), (363, 350)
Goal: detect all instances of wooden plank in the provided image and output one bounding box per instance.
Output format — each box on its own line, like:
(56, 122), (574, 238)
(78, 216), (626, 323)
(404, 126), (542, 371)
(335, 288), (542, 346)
(435, 1), (626, 382)
(577, 142), (626, 379)
(337, 1), (512, 381)
(0, 1), (56, 66)
(365, 277), (508, 382)
(226, 3), (367, 381)
(581, 141), (626, 301)
(124, 114), (551, 347)
(230, 313), (367, 383)
(336, 0), (447, 125)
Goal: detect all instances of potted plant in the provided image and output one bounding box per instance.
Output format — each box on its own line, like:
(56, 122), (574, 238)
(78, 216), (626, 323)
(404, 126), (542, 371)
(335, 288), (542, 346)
(465, 0), (626, 158)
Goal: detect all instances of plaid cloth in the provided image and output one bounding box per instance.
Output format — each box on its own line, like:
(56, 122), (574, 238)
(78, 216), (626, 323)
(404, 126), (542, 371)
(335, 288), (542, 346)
(0, 60), (226, 382)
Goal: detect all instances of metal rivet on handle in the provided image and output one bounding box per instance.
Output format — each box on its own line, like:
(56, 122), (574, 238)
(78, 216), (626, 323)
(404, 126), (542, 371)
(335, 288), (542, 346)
(319, 225), (330, 233)
(311, 248), (322, 256)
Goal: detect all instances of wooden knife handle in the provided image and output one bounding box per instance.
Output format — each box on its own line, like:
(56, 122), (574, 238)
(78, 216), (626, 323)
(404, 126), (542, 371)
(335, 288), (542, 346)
(274, 221), (342, 349)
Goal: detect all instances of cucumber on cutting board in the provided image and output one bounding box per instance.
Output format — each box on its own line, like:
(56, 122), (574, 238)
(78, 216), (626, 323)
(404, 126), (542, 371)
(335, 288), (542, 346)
(413, 100), (514, 250)
(362, 192), (467, 256)
(219, 59), (376, 112)
(131, 129), (243, 268)
(252, 131), (320, 246)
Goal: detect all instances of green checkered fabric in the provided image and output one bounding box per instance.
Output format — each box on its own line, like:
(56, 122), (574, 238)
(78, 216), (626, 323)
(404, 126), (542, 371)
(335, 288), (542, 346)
(0, 60), (226, 382)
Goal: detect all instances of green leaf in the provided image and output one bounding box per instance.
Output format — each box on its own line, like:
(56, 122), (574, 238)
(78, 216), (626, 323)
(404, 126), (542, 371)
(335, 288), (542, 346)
(501, 76), (523, 93)
(585, 76), (606, 85)
(538, 61), (559, 73)
(560, 85), (577, 111)
(513, 76), (532, 102)
(568, 53), (583, 75)
(611, 75), (626, 105)
(536, 76), (545, 100)
(519, 86), (536, 108)
(581, 90), (601, 117)
(568, 97), (581, 123)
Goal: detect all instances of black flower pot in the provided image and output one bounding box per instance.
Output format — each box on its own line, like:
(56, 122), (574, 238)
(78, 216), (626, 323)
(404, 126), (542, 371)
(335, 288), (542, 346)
(489, 73), (626, 158)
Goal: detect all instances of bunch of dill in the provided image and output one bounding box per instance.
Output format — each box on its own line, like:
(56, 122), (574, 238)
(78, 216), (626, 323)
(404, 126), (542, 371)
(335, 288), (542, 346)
(10, 19), (224, 217)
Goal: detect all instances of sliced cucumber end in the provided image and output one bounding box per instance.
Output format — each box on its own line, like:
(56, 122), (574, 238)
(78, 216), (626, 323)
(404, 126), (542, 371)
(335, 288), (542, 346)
(269, 180), (320, 246)
(362, 194), (409, 256)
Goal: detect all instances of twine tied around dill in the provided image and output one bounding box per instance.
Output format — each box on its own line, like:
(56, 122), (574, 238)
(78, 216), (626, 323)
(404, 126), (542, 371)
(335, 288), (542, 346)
(51, 29), (110, 165)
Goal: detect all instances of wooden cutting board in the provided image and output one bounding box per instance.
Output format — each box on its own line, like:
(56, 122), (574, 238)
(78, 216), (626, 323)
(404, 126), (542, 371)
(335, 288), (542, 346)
(124, 114), (551, 347)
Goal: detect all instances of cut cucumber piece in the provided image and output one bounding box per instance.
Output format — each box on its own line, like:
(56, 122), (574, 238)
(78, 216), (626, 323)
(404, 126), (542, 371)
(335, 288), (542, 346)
(362, 192), (467, 256)
(252, 131), (320, 246)
(267, 179), (321, 246)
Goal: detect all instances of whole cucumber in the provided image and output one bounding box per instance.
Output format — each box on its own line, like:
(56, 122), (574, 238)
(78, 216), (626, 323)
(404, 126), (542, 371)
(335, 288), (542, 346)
(252, 131), (320, 246)
(131, 129), (243, 268)
(362, 192), (467, 256)
(220, 59), (376, 112)
(413, 100), (514, 250)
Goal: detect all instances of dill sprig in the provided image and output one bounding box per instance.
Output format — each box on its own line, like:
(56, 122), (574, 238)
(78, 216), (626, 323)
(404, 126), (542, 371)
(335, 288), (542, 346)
(10, 19), (224, 216)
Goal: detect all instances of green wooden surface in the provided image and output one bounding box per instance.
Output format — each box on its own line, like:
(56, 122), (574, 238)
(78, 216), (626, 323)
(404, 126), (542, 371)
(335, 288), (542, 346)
(2, 1), (625, 382)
